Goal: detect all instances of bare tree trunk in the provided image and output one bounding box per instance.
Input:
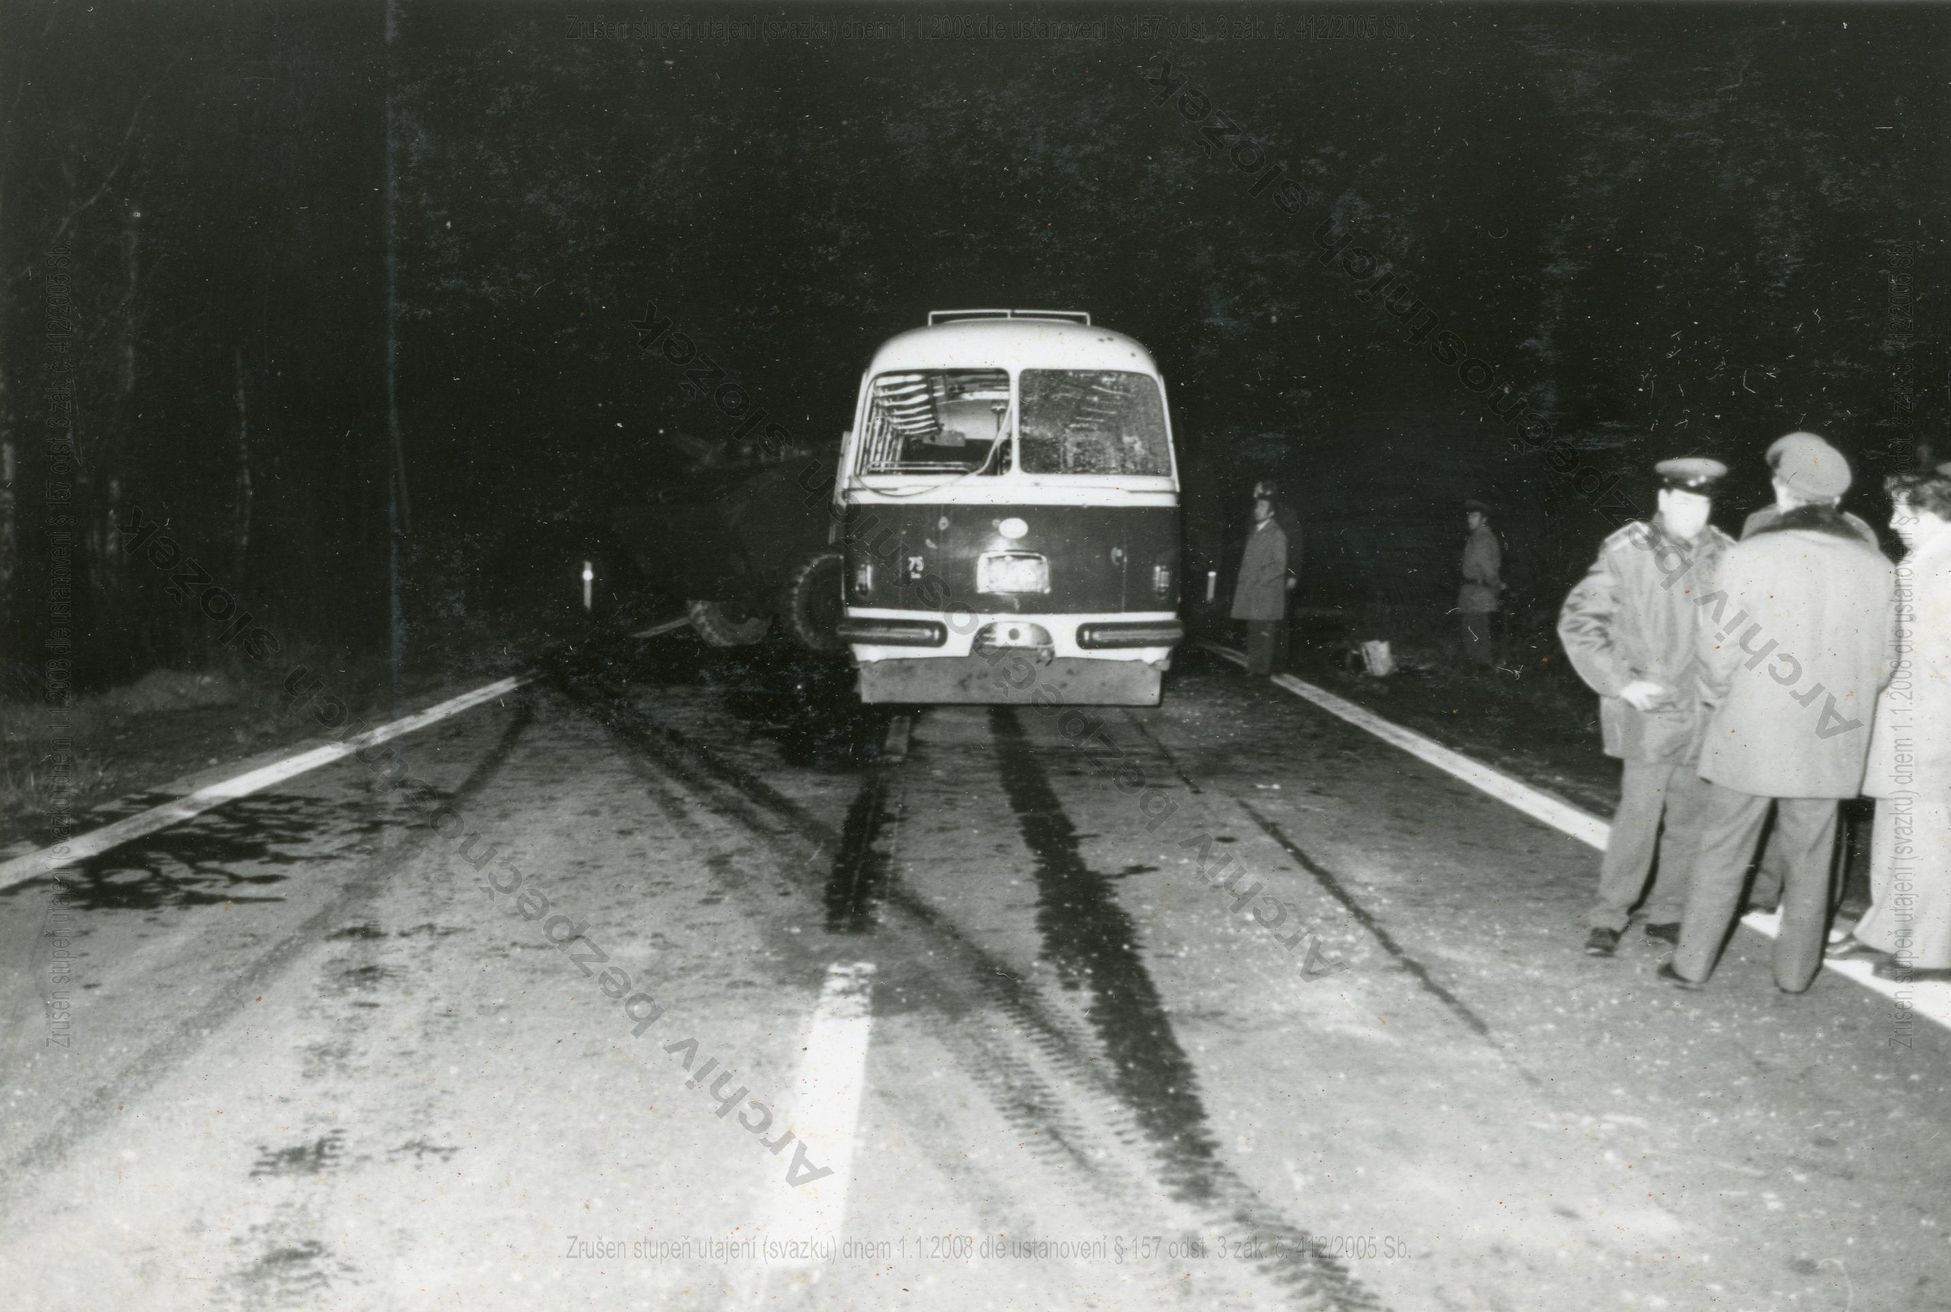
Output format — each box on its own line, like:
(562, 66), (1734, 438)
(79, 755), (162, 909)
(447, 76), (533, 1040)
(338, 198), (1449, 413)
(234, 345), (251, 580)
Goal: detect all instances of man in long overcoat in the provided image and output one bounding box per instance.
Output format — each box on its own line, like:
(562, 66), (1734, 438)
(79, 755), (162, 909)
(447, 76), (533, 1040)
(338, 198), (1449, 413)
(1458, 499), (1503, 667)
(1253, 477), (1303, 668)
(1848, 472), (1951, 979)
(1738, 431), (1880, 913)
(1559, 459), (1734, 956)
(1665, 440), (1897, 993)
(1232, 495), (1290, 677)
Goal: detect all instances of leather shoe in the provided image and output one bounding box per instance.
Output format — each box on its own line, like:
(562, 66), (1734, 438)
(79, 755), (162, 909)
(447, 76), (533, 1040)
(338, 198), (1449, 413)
(1657, 962), (1705, 991)
(1584, 927), (1622, 957)
(1643, 922), (1680, 945)
(1874, 960), (1951, 982)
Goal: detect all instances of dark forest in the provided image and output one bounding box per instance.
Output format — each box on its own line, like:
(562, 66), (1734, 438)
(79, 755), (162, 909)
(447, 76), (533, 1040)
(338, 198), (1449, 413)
(3, 1), (1943, 693)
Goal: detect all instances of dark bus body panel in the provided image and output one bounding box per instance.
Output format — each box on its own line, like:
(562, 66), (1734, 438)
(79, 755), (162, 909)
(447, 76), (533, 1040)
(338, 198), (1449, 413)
(842, 504), (1180, 616)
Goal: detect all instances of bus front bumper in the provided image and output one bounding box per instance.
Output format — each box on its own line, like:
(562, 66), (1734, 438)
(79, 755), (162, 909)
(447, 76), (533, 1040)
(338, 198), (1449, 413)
(853, 653), (1165, 706)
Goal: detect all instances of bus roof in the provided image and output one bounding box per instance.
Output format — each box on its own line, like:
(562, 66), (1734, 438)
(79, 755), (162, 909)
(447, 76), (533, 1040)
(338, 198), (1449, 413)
(866, 316), (1162, 377)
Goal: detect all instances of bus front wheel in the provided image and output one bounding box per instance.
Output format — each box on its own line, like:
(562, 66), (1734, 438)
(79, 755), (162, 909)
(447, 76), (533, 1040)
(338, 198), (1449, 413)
(779, 550), (847, 652)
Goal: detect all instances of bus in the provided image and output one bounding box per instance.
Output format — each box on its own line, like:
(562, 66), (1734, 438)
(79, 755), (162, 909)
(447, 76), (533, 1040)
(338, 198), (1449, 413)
(832, 309), (1183, 705)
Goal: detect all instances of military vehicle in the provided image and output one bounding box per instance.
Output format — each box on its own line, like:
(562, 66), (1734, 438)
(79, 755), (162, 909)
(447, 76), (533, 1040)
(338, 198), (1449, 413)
(612, 441), (845, 652)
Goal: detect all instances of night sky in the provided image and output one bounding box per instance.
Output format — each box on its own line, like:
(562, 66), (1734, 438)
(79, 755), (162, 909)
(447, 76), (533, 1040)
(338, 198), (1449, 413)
(3, 2), (1944, 679)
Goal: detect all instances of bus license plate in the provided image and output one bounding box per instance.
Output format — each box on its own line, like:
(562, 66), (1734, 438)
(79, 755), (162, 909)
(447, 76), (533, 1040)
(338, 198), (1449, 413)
(977, 553), (1050, 594)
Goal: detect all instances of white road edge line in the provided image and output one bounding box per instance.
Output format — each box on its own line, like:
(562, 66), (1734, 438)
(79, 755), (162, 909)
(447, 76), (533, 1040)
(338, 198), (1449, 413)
(0, 616), (693, 892)
(1199, 640), (1951, 1031)
(754, 961), (876, 1278)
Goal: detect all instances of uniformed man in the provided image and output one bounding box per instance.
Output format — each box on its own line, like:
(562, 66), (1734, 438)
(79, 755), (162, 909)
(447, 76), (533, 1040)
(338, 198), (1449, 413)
(1739, 432), (1878, 915)
(1559, 458), (1734, 956)
(1459, 499), (1504, 667)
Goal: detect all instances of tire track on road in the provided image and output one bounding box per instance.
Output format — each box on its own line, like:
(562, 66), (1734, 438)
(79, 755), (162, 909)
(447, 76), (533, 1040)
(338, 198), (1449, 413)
(545, 653), (1381, 1311)
(0, 701), (537, 1220)
(989, 708), (1380, 1312)
(1127, 697), (1554, 1095)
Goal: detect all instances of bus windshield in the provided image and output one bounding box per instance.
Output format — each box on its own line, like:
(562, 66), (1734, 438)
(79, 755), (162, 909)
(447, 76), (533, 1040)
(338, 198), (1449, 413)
(857, 369), (1012, 475)
(1019, 370), (1170, 476)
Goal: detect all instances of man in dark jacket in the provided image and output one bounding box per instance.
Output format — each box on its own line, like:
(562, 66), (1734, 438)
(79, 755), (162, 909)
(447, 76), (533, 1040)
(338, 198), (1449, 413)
(1253, 478), (1302, 667)
(1232, 495), (1291, 677)
(1459, 499), (1504, 667)
(1662, 437), (1896, 993)
(1559, 459), (1734, 956)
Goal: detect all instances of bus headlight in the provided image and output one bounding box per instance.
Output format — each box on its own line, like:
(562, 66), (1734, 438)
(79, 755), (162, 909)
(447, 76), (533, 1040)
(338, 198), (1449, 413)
(977, 552), (1049, 594)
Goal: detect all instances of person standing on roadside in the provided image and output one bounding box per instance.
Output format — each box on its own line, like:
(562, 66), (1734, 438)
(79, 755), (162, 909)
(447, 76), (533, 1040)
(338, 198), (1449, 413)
(1737, 431), (1883, 917)
(1662, 436), (1896, 994)
(1459, 499), (1504, 667)
(1232, 494), (1291, 678)
(1835, 471), (1951, 981)
(1559, 459), (1735, 957)
(1253, 477), (1303, 667)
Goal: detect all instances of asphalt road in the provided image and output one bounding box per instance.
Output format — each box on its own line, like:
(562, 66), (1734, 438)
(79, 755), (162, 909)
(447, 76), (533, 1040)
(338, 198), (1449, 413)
(2, 634), (1944, 1311)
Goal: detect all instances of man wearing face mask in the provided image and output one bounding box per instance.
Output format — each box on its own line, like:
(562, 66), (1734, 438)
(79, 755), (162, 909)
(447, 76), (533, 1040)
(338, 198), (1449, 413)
(1559, 459), (1735, 957)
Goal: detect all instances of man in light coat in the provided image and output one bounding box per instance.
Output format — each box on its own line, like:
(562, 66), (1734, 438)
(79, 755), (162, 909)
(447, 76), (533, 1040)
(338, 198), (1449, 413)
(1559, 459), (1734, 956)
(1846, 471), (1951, 980)
(1459, 499), (1503, 667)
(1738, 431), (1880, 914)
(1253, 477), (1303, 668)
(1664, 437), (1897, 993)
(1232, 495), (1290, 677)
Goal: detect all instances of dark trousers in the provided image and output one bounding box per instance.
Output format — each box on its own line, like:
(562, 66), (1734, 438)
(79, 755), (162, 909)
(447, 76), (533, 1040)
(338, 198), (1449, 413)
(1674, 786), (1839, 991)
(1245, 620), (1281, 676)
(1587, 759), (1710, 931)
(1460, 610), (1498, 667)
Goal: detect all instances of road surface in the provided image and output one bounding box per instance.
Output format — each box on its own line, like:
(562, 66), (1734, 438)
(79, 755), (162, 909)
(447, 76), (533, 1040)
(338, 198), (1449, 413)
(2, 634), (1944, 1310)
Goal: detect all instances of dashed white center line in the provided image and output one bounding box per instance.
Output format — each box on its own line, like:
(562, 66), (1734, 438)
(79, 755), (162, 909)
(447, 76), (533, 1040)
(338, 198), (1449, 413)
(746, 960), (876, 1299)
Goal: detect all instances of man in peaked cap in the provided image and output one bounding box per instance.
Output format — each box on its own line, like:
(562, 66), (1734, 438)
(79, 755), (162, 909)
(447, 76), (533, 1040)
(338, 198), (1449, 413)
(1458, 499), (1504, 667)
(1662, 440), (1896, 993)
(1559, 458), (1735, 957)
(1741, 432), (1878, 545)
(1737, 432), (1878, 915)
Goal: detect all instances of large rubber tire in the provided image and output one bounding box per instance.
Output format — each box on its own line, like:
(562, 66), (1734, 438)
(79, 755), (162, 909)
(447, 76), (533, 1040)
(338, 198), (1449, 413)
(779, 550), (847, 652)
(687, 598), (771, 647)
